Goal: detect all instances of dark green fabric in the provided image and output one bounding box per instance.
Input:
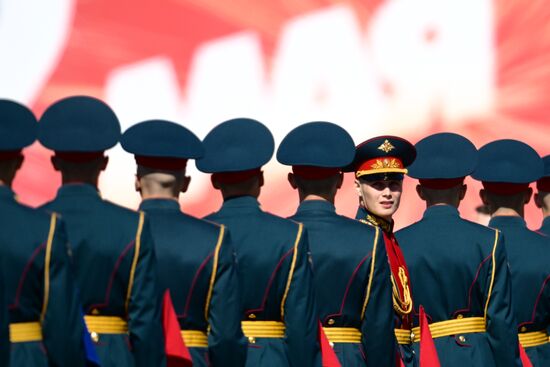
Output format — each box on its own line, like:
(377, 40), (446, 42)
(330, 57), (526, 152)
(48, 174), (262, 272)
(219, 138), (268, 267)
(205, 195), (320, 367)
(290, 200), (395, 367)
(139, 198), (247, 366)
(539, 217), (550, 236)
(355, 205), (417, 367)
(489, 215), (550, 367)
(396, 205), (521, 367)
(0, 185), (87, 366)
(0, 269), (9, 365)
(40, 183), (165, 367)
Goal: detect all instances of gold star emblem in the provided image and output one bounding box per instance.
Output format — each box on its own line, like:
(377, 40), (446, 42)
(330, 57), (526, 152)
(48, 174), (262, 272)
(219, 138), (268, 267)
(378, 139), (395, 153)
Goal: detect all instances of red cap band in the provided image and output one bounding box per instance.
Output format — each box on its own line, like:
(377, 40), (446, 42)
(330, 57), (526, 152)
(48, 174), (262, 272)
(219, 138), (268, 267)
(537, 177), (550, 192)
(419, 178), (465, 189)
(55, 151), (104, 162)
(0, 150), (22, 160)
(135, 156), (188, 171)
(292, 165), (340, 180)
(212, 169), (262, 184)
(482, 182), (530, 195)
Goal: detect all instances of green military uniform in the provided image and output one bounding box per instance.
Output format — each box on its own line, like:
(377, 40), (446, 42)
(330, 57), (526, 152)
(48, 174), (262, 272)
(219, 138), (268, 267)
(278, 121), (396, 366)
(472, 139), (550, 366)
(121, 119), (247, 366)
(38, 96), (166, 367)
(396, 133), (520, 366)
(197, 118), (320, 367)
(0, 99), (89, 366)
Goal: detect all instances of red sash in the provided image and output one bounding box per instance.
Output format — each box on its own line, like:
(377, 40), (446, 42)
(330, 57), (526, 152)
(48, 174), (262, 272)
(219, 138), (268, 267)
(318, 322), (342, 367)
(162, 290), (193, 367)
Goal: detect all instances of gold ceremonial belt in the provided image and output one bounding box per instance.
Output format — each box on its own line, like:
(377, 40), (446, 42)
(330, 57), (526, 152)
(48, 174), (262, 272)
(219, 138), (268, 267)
(181, 330), (208, 348)
(395, 317), (486, 344)
(242, 321), (285, 343)
(519, 331), (549, 348)
(85, 315), (128, 334)
(323, 327), (362, 344)
(10, 322), (42, 343)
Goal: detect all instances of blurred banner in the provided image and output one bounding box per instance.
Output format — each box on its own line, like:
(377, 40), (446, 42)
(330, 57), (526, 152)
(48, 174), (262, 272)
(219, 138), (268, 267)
(2, 0), (549, 229)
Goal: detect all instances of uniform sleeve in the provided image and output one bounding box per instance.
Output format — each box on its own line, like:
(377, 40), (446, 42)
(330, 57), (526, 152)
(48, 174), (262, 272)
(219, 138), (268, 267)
(0, 268), (9, 366)
(361, 228), (396, 367)
(41, 216), (88, 367)
(207, 228), (248, 366)
(485, 232), (522, 367)
(282, 226), (321, 367)
(127, 215), (167, 367)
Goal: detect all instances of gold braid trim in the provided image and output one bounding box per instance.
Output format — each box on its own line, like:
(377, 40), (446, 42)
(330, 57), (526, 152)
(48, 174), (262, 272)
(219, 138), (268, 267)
(125, 211), (145, 313)
(361, 227), (380, 319)
(391, 267), (413, 315)
(280, 223), (303, 319)
(41, 213), (57, 322)
(204, 225), (225, 320)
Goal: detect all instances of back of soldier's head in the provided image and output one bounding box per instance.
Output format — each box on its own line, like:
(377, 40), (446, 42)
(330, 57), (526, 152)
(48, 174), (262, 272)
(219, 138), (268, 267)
(0, 100), (37, 185)
(407, 132), (477, 208)
(277, 121), (354, 202)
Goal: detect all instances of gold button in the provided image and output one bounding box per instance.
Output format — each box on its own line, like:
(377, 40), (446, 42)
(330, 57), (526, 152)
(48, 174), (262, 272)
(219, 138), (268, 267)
(248, 313), (256, 319)
(248, 336), (256, 344)
(329, 341), (334, 347)
(458, 335), (466, 343)
(410, 332), (415, 342)
(327, 319), (335, 325)
(90, 331), (99, 343)
(456, 314), (463, 319)
(520, 326), (527, 333)
(91, 308), (100, 315)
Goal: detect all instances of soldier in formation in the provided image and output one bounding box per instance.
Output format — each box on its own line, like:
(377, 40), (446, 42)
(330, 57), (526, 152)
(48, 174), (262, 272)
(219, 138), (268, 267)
(0, 95), (549, 367)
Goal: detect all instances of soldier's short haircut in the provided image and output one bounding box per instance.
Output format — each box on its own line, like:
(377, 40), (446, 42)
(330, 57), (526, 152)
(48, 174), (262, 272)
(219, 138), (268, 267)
(484, 190), (528, 212)
(0, 158), (21, 183)
(55, 156), (105, 174)
(137, 165), (185, 194)
(420, 185), (463, 204)
(538, 191), (550, 210)
(215, 174), (260, 192)
(293, 174), (341, 197)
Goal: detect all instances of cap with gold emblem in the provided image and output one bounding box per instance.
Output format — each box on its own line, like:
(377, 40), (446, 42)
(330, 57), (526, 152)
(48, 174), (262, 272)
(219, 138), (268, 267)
(344, 135), (416, 181)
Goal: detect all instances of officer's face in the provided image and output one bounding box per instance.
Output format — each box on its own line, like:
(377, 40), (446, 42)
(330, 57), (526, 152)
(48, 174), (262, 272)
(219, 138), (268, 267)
(355, 178), (403, 220)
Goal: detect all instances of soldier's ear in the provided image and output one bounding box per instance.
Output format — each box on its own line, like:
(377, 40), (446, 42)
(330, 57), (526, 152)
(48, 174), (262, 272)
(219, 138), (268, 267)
(534, 192), (543, 208)
(258, 171), (264, 188)
(479, 189), (489, 205)
(14, 155), (24, 170)
(134, 175), (141, 193)
(181, 176), (191, 193)
(336, 172), (344, 189)
(415, 184), (425, 200)
(459, 184), (467, 200)
(524, 187), (533, 204)
(288, 173), (298, 189)
(210, 175), (221, 189)
(354, 179), (361, 195)
(51, 156), (61, 171)
(99, 156), (109, 171)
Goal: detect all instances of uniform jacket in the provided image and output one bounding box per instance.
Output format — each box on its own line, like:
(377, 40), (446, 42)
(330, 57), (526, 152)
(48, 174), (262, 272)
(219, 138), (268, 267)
(0, 185), (88, 366)
(40, 183), (165, 367)
(204, 195), (320, 367)
(139, 198), (247, 366)
(356, 206), (417, 367)
(489, 215), (550, 367)
(396, 205), (521, 367)
(538, 217), (550, 236)
(289, 200), (395, 367)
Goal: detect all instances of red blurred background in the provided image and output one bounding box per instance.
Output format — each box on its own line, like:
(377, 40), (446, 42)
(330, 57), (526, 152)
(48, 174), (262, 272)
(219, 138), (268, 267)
(4, 0), (550, 229)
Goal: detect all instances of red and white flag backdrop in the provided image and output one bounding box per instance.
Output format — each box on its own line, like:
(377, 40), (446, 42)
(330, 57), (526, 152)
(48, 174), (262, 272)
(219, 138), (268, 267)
(2, 0), (549, 229)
